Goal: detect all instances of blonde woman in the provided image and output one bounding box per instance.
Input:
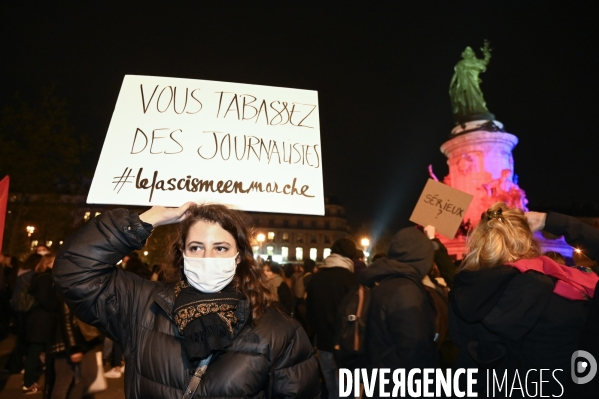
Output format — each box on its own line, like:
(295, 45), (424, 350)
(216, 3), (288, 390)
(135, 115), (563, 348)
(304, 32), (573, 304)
(450, 203), (598, 397)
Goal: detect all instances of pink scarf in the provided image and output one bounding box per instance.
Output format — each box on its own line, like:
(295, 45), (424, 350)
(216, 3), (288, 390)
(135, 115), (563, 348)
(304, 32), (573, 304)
(506, 256), (598, 301)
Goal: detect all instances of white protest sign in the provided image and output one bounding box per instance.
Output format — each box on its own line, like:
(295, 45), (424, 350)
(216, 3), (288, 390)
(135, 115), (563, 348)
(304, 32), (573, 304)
(409, 179), (473, 238)
(88, 75), (324, 215)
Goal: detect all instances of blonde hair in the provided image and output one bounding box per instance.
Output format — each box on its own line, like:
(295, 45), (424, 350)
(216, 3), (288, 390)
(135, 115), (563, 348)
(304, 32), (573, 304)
(460, 202), (540, 271)
(35, 254), (55, 274)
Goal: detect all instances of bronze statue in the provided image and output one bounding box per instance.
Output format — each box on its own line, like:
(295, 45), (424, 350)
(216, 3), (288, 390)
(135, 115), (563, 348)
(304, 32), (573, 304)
(449, 41), (494, 124)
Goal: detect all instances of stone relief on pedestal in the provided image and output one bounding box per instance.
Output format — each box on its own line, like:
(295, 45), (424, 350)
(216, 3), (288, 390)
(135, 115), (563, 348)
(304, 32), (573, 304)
(457, 154), (473, 175)
(481, 169), (529, 211)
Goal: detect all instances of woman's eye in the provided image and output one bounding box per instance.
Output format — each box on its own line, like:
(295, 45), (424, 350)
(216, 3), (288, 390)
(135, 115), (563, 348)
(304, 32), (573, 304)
(189, 245), (203, 252)
(215, 246), (229, 252)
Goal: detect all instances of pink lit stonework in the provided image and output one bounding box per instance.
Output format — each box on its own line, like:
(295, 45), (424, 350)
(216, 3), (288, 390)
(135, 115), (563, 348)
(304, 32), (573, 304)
(436, 120), (572, 260)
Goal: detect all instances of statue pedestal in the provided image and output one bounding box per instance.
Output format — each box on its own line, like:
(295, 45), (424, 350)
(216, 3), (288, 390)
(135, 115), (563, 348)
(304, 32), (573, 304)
(437, 120), (528, 260)
(440, 123), (519, 226)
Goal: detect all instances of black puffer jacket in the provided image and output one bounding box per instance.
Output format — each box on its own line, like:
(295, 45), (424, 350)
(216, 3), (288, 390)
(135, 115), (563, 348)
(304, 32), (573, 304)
(450, 264), (589, 396)
(53, 209), (320, 399)
(358, 227), (437, 371)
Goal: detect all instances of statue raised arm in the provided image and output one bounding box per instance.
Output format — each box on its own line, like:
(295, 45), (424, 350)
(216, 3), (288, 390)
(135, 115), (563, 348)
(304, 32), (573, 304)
(449, 41), (494, 124)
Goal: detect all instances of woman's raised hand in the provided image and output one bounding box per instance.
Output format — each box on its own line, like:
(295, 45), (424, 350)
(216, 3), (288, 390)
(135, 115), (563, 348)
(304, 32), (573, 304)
(524, 211), (547, 233)
(140, 202), (195, 227)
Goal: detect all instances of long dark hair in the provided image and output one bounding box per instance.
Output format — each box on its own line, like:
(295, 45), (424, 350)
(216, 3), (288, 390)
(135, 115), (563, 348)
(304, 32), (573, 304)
(163, 203), (275, 321)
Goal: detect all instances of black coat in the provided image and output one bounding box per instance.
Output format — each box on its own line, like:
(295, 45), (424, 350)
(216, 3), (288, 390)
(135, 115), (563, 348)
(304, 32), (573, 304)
(544, 211), (599, 397)
(26, 270), (57, 344)
(53, 209), (319, 399)
(450, 264), (589, 397)
(359, 258), (438, 371)
(358, 227), (438, 373)
(305, 265), (357, 351)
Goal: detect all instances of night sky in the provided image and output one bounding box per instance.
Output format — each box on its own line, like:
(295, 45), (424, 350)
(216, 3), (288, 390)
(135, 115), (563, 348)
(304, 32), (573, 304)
(2, 2), (598, 239)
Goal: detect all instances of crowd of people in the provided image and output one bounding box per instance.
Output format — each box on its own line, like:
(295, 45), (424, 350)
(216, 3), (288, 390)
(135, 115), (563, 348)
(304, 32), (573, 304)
(0, 245), (153, 396)
(1, 202), (598, 398)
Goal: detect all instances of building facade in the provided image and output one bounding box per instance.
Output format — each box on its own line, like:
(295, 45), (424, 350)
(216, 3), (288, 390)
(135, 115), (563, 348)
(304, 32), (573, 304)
(249, 196), (351, 263)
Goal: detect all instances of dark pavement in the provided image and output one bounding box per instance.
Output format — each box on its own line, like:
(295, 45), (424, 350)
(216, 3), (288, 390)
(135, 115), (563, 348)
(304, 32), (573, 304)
(0, 334), (125, 398)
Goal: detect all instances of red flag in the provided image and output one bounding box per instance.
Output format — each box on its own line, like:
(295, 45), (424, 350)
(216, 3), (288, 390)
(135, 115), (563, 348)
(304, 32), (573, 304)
(0, 175), (9, 254)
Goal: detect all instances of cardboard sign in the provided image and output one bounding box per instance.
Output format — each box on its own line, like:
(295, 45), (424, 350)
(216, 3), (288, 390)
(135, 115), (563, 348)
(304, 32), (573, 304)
(87, 75), (324, 215)
(409, 179), (473, 238)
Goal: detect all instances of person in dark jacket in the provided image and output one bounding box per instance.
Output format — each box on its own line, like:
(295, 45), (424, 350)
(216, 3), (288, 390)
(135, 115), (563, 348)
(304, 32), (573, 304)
(23, 254), (58, 394)
(306, 238), (357, 399)
(359, 228), (438, 377)
(53, 203), (319, 399)
(49, 297), (102, 399)
(450, 203), (598, 397)
(526, 210), (599, 397)
(294, 259), (316, 342)
(6, 254), (39, 374)
(0, 253), (14, 340)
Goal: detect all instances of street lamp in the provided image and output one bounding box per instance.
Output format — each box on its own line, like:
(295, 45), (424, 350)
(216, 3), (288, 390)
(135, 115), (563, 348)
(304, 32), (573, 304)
(256, 233), (266, 257)
(26, 226), (36, 251)
(360, 237), (370, 251)
(361, 237), (370, 259)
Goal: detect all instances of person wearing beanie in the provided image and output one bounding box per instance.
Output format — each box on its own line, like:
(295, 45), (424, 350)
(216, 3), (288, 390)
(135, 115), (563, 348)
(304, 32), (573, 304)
(306, 238), (358, 399)
(358, 227), (438, 396)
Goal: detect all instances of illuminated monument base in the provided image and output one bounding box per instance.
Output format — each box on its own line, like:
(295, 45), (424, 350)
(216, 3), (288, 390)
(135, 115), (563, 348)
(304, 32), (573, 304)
(437, 120), (572, 260)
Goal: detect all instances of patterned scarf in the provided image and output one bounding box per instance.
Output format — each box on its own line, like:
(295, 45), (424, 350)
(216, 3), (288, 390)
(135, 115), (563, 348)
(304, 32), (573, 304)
(173, 280), (245, 361)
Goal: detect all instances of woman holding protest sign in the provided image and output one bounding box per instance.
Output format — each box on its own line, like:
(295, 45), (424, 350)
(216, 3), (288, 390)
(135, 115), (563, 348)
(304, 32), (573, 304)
(450, 202), (598, 397)
(53, 202), (319, 398)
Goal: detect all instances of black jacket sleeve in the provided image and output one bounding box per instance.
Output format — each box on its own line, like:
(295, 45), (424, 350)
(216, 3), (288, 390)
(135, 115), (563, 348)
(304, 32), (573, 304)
(56, 301), (83, 355)
(271, 321), (321, 398)
(53, 209), (155, 345)
(432, 238), (456, 288)
(544, 212), (599, 261)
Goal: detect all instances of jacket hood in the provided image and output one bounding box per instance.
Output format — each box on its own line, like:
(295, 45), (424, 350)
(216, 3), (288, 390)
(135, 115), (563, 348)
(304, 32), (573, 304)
(359, 258), (421, 287)
(385, 227), (434, 279)
(450, 266), (519, 323)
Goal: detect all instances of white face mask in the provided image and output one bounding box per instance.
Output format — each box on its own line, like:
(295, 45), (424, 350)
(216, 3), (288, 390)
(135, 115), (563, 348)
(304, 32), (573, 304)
(183, 253), (238, 293)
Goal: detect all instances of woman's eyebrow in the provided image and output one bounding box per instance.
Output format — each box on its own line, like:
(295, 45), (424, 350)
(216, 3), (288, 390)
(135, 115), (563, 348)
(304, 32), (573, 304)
(212, 241), (232, 246)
